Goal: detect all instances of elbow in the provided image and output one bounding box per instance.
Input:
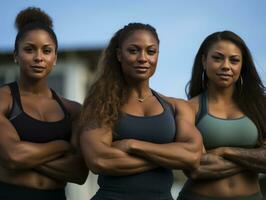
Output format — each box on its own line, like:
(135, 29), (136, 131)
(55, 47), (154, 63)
(4, 151), (26, 170)
(88, 158), (108, 175)
(186, 152), (201, 171)
(72, 174), (89, 185)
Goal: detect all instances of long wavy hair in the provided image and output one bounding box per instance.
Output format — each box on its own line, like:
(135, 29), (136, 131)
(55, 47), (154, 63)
(186, 31), (266, 142)
(79, 23), (159, 131)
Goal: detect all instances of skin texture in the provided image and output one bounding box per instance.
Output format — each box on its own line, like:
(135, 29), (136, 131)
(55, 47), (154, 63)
(0, 29), (87, 190)
(185, 40), (263, 197)
(80, 30), (202, 177)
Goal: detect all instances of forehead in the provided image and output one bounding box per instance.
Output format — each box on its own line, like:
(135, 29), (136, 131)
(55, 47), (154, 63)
(208, 40), (242, 55)
(19, 29), (55, 46)
(122, 30), (158, 46)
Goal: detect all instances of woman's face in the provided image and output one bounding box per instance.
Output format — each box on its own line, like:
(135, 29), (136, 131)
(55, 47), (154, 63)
(14, 29), (57, 81)
(117, 30), (159, 82)
(202, 40), (242, 89)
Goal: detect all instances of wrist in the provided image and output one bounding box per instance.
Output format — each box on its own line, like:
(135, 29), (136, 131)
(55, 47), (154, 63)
(128, 139), (141, 154)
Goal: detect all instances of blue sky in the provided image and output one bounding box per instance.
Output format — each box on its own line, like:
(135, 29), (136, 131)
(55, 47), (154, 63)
(0, 0), (265, 98)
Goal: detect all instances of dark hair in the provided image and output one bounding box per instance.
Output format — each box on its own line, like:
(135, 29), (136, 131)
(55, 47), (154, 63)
(186, 30), (266, 142)
(14, 7), (58, 53)
(79, 23), (159, 131)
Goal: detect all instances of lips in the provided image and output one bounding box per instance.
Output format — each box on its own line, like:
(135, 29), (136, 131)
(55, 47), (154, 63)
(216, 73), (233, 80)
(31, 65), (46, 72)
(134, 66), (150, 73)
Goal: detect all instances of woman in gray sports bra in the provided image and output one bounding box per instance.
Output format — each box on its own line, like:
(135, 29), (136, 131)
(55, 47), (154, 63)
(177, 31), (266, 200)
(79, 23), (203, 200)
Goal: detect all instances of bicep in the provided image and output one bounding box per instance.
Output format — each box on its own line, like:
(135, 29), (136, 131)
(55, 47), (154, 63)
(173, 100), (203, 154)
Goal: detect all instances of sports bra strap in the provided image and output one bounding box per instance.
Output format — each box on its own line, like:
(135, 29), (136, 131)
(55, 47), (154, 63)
(195, 92), (207, 125)
(50, 89), (70, 118)
(151, 89), (175, 116)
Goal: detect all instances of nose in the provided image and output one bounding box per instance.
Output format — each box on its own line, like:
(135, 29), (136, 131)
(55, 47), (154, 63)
(137, 51), (147, 63)
(221, 59), (230, 71)
(33, 50), (43, 63)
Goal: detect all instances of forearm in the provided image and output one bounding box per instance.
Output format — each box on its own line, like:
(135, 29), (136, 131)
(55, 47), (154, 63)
(128, 140), (200, 170)
(5, 140), (71, 170)
(35, 153), (88, 184)
(189, 153), (243, 179)
(223, 147), (266, 173)
(87, 148), (157, 176)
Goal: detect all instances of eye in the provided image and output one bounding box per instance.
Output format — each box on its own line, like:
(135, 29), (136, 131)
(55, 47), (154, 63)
(230, 58), (240, 64)
(211, 55), (222, 61)
(147, 49), (157, 55)
(43, 48), (53, 54)
(24, 47), (33, 53)
(128, 48), (138, 54)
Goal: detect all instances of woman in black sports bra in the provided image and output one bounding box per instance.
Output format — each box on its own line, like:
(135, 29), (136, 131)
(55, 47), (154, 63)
(0, 7), (87, 200)
(79, 23), (203, 200)
(178, 31), (266, 200)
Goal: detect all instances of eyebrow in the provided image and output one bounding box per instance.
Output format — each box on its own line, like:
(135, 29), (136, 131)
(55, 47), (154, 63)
(23, 42), (54, 47)
(128, 44), (158, 48)
(213, 51), (241, 57)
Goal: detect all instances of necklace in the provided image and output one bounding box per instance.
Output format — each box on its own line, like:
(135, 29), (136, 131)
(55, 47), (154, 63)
(136, 93), (153, 102)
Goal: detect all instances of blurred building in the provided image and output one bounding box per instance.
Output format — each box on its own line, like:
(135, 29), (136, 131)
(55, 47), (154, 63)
(0, 48), (102, 200)
(2, 49), (264, 199)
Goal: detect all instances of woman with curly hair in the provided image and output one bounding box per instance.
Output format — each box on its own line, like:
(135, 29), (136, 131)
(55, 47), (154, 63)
(0, 7), (87, 200)
(79, 23), (203, 200)
(178, 31), (266, 200)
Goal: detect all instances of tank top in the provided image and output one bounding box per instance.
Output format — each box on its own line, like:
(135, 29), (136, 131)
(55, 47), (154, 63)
(7, 82), (71, 143)
(196, 92), (258, 149)
(96, 90), (176, 197)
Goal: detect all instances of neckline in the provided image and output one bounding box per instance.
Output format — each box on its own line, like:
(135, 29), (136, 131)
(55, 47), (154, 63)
(204, 91), (246, 121)
(15, 82), (67, 123)
(123, 89), (166, 118)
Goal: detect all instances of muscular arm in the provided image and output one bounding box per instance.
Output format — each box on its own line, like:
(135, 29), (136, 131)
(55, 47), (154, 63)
(188, 152), (243, 179)
(0, 88), (70, 170)
(118, 99), (202, 170)
(34, 100), (88, 184)
(80, 127), (157, 176)
(0, 115), (70, 170)
(211, 145), (266, 173)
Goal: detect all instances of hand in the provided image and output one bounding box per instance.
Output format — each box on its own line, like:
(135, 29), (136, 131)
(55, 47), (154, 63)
(208, 147), (232, 158)
(112, 139), (134, 153)
(208, 147), (227, 157)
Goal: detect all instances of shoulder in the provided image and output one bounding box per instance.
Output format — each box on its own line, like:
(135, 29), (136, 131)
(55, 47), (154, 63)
(154, 91), (192, 114)
(60, 97), (81, 120)
(187, 96), (200, 116)
(0, 85), (12, 114)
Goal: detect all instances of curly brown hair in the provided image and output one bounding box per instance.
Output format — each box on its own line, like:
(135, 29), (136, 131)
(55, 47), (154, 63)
(79, 23), (159, 132)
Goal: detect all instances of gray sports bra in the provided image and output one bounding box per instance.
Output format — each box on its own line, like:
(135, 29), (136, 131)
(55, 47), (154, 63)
(196, 92), (258, 149)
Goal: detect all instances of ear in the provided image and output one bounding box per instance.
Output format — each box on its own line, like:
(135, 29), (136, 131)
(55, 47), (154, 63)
(53, 54), (57, 66)
(13, 52), (18, 64)
(201, 54), (207, 70)
(116, 48), (121, 62)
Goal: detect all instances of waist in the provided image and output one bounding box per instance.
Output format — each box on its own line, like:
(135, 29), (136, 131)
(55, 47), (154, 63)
(0, 181), (66, 200)
(98, 168), (173, 192)
(178, 190), (262, 200)
(182, 172), (259, 197)
(0, 166), (65, 189)
(94, 188), (173, 200)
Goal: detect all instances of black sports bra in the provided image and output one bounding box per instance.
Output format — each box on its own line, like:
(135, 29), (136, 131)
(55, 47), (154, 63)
(7, 82), (71, 143)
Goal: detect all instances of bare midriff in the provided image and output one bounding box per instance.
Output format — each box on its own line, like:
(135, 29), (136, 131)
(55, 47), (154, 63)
(0, 166), (65, 189)
(190, 171), (259, 197)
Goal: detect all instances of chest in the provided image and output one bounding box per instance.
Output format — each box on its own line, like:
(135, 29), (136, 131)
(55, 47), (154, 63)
(114, 112), (176, 144)
(20, 95), (65, 122)
(197, 115), (259, 149)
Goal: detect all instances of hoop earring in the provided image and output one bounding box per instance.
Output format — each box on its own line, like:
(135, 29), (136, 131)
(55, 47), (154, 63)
(202, 70), (207, 89)
(237, 75), (243, 93)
